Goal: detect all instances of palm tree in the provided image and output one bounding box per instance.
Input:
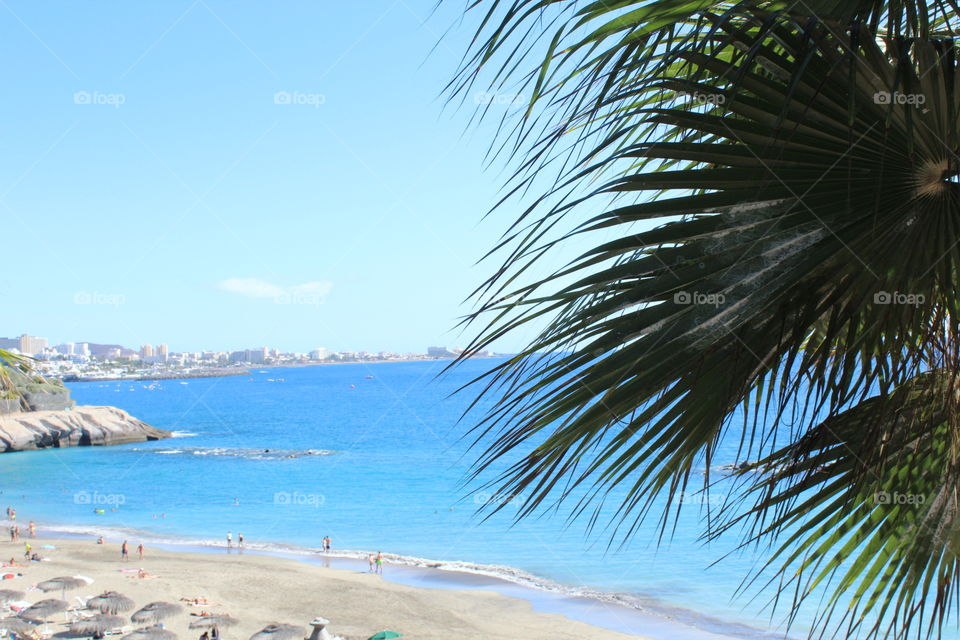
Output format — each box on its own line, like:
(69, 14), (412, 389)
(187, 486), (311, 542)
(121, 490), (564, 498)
(0, 350), (33, 411)
(450, 2), (960, 638)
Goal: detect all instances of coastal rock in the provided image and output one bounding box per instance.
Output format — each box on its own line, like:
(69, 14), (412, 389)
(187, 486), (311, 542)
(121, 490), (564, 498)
(0, 405), (170, 452)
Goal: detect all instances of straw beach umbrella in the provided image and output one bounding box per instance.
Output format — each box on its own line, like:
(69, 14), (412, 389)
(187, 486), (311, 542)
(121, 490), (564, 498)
(249, 624), (305, 640)
(87, 591), (135, 614)
(131, 602), (182, 625)
(0, 617), (37, 636)
(19, 599), (69, 622)
(122, 626), (178, 640)
(36, 576), (89, 598)
(20, 599), (69, 635)
(189, 615), (239, 630)
(71, 614), (125, 636)
(0, 589), (24, 604)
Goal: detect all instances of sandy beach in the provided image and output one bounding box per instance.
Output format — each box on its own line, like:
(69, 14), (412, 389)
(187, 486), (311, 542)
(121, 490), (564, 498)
(0, 538), (645, 640)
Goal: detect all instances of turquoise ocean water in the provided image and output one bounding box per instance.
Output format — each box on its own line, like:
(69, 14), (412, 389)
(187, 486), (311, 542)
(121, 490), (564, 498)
(0, 359), (948, 639)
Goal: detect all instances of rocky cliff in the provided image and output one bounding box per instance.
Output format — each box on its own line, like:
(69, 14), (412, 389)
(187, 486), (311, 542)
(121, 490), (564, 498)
(0, 405), (170, 452)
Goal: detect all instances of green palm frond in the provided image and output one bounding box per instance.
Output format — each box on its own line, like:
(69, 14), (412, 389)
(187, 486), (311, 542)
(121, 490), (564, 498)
(452, 2), (960, 638)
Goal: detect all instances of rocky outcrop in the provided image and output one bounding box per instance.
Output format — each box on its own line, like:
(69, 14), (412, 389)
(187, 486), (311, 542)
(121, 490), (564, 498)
(0, 405), (170, 452)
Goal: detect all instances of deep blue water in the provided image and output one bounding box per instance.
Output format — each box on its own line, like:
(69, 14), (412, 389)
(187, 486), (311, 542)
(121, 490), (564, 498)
(0, 359), (944, 639)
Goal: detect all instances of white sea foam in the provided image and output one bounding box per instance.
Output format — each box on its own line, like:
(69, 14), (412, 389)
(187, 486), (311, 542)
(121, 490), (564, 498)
(130, 446), (336, 460)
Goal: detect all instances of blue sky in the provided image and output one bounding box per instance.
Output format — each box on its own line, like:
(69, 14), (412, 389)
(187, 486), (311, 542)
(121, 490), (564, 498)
(0, 0), (575, 354)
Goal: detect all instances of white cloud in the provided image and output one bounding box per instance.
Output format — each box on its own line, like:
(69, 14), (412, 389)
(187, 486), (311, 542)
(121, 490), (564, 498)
(218, 278), (333, 305)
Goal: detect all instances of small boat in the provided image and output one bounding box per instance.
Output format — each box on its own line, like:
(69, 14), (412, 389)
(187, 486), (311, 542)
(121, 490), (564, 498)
(365, 376), (374, 379)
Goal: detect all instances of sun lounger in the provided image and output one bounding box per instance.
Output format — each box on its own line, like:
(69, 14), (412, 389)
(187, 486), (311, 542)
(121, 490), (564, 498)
(104, 625), (133, 638)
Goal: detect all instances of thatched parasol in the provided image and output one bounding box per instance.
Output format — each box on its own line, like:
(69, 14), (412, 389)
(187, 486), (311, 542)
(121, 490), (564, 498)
(36, 576), (89, 598)
(19, 599), (69, 622)
(189, 615), (239, 630)
(0, 589), (24, 604)
(70, 614), (125, 636)
(0, 618), (37, 635)
(249, 624), (306, 640)
(131, 602), (182, 625)
(87, 591), (135, 614)
(122, 626), (177, 640)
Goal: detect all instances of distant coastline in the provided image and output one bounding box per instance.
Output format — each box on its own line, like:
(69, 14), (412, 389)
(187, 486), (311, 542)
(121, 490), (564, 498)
(63, 369), (251, 382)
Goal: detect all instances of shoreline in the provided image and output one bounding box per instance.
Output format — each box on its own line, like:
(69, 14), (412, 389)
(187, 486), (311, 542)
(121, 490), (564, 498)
(0, 535), (641, 640)
(31, 521), (796, 640)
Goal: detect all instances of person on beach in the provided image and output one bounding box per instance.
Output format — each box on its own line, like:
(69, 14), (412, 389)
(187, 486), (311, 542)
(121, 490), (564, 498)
(27, 521), (35, 538)
(368, 555), (375, 573)
(226, 532), (232, 549)
(322, 536), (331, 552)
(199, 632), (209, 640)
(137, 543), (144, 560)
(238, 533), (243, 548)
(9, 508), (15, 522)
(23, 543), (30, 559)
(121, 540), (129, 561)
(97, 536), (104, 545)
(375, 551), (383, 574)
(8, 527), (14, 542)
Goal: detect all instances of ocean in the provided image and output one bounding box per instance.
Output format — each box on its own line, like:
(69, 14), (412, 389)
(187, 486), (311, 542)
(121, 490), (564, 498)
(0, 359), (938, 639)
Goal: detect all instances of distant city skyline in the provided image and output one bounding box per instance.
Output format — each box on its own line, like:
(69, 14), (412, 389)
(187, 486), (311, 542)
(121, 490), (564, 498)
(2, 331), (466, 359)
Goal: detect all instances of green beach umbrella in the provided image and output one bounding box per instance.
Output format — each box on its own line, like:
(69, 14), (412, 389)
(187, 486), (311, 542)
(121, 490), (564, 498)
(367, 633), (402, 640)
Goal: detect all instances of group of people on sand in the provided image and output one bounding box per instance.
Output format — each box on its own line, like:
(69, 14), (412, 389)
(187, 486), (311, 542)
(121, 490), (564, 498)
(225, 532), (245, 549)
(368, 551), (384, 574)
(6, 507), (37, 543)
(120, 540), (145, 561)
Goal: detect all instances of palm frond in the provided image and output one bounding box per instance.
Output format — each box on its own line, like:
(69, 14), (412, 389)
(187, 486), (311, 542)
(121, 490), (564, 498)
(452, 4), (960, 638)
